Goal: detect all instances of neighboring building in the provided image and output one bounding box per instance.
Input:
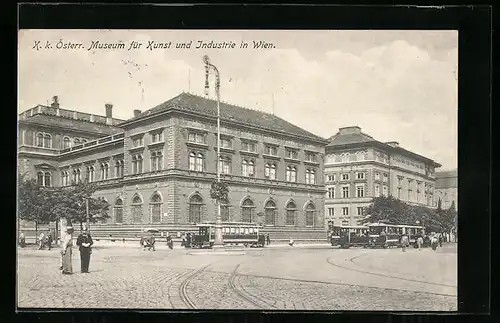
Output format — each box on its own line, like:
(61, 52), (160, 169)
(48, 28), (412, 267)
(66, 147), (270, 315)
(18, 93), (328, 239)
(435, 169), (458, 211)
(323, 126), (441, 226)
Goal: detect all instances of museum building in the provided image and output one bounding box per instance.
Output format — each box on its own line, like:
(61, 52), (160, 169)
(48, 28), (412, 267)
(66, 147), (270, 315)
(18, 93), (328, 240)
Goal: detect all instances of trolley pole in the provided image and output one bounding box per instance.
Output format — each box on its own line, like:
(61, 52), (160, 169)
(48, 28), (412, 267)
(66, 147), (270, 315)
(86, 198), (90, 232)
(204, 55), (224, 248)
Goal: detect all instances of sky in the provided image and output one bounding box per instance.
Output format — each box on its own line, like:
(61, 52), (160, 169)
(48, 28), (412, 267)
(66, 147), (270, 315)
(18, 30), (457, 170)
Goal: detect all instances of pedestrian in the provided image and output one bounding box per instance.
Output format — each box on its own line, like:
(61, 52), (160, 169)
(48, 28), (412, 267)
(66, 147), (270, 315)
(431, 235), (438, 251)
(266, 234), (271, 246)
(417, 235), (424, 251)
(60, 227), (74, 275)
(149, 234), (156, 251)
(38, 231), (46, 250)
(438, 234), (443, 247)
(289, 237), (294, 247)
(19, 231), (26, 248)
(47, 230), (53, 251)
(400, 233), (409, 252)
(76, 228), (93, 273)
(181, 233), (186, 247)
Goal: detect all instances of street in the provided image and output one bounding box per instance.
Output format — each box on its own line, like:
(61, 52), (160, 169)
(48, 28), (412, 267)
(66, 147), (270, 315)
(17, 243), (457, 311)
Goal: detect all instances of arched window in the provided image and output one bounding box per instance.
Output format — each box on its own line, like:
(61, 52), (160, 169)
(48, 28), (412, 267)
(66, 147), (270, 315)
(342, 153), (350, 163)
(241, 198), (255, 222)
(132, 155), (143, 174)
(73, 168), (81, 184)
(219, 156), (231, 174)
(265, 200), (276, 225)
(63, 137), (71, 149)
(150, 193), (162, 223)
(36, 133), (44, 147)
(305, 169), (316, 184)
(44, 172), (51, 187)
(196, 153), (204, 171)
(81, 139), (87, 144)
(100, 163), (109, 180)
(242, 160), (255, 177)
(115, 160), (124, 178)
(220, 200), (230, 222)
(114, 198), (123, 224)
(286, 166), (297, 182)
(131, 195), (143, 223)
(286, 201), (297, 226)
(189, 152), (196, 171)
(61, 171), (67, 186)
(37, 172), (44, 186)
(87, 166), (95, 183)
(305, 203), (316, 227)
(74, 138), (80, 146)
(265, 163), (276, 180)
(43, 134), (52, 148)
(189, 194), (204, 223)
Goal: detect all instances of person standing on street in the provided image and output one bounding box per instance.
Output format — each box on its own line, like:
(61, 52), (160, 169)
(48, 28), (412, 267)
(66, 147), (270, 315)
(76, 228), (93, 273)
(266, 234), (271, 246)
(19, 231), (26, 248)
(38, 231), (46, 250)
(400, 233), (409, 252)
(61, 227), (74, 275)
(47, 230), (53, 251)
(417, 234), (424, 251)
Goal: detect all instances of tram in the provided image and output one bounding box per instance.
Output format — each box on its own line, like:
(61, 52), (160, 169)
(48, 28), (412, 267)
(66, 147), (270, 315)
(327, 221), (341, 246)
(190, 222), (266, 249)
(396, 224), (425, 248)
(327, 221), (370, 248)
(367, 223), (401, 248)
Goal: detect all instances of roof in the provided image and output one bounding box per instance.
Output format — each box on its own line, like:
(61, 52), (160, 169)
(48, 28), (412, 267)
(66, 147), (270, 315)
(435, 169), (457, 189)
(19, 114), (123, 136)
(125, 92), (327, 143)
(326, 127), (441, 167)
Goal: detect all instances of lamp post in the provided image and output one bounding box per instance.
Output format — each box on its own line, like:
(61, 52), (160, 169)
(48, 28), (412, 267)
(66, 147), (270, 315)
(203, 55), (224, 248)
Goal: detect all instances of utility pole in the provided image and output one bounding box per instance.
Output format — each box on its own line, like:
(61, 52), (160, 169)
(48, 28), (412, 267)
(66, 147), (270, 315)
(203, 55), (224, 248)
(86, 198), (90, 232)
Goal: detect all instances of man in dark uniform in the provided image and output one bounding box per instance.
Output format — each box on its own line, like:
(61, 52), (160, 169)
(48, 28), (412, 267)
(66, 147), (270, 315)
(47, 230), (53, 250)
(76, 228), (93, 273)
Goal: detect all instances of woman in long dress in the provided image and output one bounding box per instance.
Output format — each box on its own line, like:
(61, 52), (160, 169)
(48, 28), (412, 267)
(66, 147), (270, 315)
(61, 227), (74, 275)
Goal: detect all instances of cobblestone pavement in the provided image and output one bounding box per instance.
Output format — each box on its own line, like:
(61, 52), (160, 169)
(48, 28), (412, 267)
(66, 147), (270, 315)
(17, 243), (457, 311)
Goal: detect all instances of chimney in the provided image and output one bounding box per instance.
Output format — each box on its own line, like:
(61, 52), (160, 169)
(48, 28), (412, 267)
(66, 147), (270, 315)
(51, 96), (60, 109)
(105, 103), (113, 125)
(386, 141), (400, 148)
(338, 126), (362, 135)
(133, 109), (141, 117)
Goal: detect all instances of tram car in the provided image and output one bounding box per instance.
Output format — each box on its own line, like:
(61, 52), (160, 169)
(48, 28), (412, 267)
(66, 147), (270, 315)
(327, 221), (341, 246)
(190, 222), (266, 249)
(367, 223), (401, 248)
(396, 224), (425, 248)
(339, 225), (370, 248)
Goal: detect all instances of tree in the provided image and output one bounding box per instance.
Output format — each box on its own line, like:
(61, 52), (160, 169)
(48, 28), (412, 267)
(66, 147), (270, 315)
(18, 172), (61, 237)
(56, 181), (110, 231)
(210, 180), (229, 205)
(361, 195), (413, 225)
(437, 198), (443, 212)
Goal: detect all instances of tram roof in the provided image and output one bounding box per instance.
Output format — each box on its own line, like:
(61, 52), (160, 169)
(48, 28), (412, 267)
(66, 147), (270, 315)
(339, 225), (369, 229)
(195, 222), (263, 227)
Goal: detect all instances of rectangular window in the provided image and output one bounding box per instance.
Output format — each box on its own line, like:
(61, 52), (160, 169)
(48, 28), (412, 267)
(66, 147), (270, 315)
(342, 207), (349, 216)
(383, 185), (388, 196)
(327, 187), (335, 199)
(342, 173), (350, 181)
(326, 174), (336, 182)
(375, 184), (380, 197)
(264, 145), (278, 156)
(375, 172), (380, 181)
(357, 207), (364, 216)
(220, 138), (232, 149)
(132, 136), (144, 147)
(356, 185), (364, 198)
(383, 173), (388, 182)
(397, 187), (402, 198)
(357, 172), (365, 180)
(305, 152), (316, 162)
(151, 131), (163, 143)
(241, 141), (256, 152)
(188, 132), (205, 144)
(285, 148), (298, 159)
(342, 186), (349, 198)
(328, 208), (335, 217)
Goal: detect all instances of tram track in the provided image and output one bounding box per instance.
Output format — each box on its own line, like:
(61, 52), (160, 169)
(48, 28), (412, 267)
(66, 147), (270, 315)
(228, 264), (277, 310)
(326, 254), (456, 289)
(168, 264), (211, 309)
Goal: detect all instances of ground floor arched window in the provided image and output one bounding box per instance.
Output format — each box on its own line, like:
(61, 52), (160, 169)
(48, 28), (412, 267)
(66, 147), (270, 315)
(241, 198), (255, 222)
(189, 194), (203, 223)
(114, 198), (123, 224)
(286, 201), (297, 226)
(305, 202), (316, 227)
(264, 200), (276, 226)
(131, 195), (143, 223)
(150, 193), (162, 223)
